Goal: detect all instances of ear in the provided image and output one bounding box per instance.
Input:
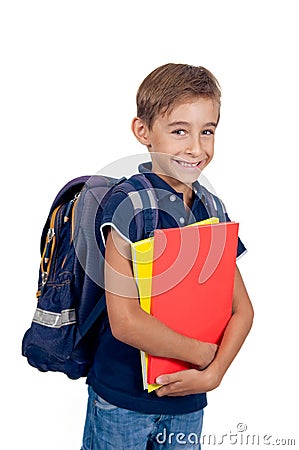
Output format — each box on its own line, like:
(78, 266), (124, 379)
(131, 117), (151, 146)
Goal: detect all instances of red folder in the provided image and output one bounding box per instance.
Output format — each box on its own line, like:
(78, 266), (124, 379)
(147, 222), (239, 384)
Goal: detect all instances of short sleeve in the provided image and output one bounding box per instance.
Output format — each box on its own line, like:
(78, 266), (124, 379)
(100, 190), (138, 246)
(224, 212), (247, 259)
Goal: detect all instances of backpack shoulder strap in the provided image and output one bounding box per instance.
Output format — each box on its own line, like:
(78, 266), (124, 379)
(113, 174), (158, 240)
(195, 183), (227, 222)
(77, 175), (156, 344)
(129, 174), (159, 238)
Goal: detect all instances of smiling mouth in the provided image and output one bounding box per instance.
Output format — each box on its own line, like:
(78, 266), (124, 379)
(174, 159), (205, 168)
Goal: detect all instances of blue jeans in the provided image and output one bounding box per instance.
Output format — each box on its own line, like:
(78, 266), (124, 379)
(81, 386), (204, 450)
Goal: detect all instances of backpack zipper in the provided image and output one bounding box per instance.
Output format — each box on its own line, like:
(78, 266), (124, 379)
(61, 192), (81, 268)
(64, 192), (80, 223)
(40, 192), (81, 286)
(40, 206), (60, 286)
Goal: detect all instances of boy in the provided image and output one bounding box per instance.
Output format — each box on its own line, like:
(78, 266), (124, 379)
(81, 63), (254, 450)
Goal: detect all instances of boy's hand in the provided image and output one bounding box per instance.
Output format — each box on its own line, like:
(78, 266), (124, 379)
(155, 364), (220, 397)
(196, 341), (218, 370)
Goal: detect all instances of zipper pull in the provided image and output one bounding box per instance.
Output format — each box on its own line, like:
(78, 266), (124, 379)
(44, 228), (55, 265)
(64, 192), (80, 223)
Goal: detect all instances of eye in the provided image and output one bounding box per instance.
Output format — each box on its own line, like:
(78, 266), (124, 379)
(202, 129), (215, 136)
(172, 129), (186, 136)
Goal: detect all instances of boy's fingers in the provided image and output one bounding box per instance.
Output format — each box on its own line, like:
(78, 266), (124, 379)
(156, 372), (184, 385)
(156, 381), (186, 397)
(156, 375), (170, 385)
(155, 372), (188, 396)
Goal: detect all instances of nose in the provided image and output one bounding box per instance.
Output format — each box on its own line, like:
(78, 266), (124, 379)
(186, 137), (202, 157)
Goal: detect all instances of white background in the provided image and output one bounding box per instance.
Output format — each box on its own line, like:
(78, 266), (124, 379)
(1, 1), (298, 448)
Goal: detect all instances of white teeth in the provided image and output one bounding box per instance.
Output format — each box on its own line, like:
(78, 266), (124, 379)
(177, 161), (199, 168)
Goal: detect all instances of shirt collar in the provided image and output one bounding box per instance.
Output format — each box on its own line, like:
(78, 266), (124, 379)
(138, 161), (203, 201)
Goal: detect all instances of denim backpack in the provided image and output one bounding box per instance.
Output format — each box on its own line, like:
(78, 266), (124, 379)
(22, 170), (226, 380)
(22, 173), (158, 379)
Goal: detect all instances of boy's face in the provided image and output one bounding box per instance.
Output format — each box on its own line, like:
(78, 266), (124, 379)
(134, 97), (219, 188)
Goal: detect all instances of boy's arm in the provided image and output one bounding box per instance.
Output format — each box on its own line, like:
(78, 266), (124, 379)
(104, 228), (217, 370)
(155, 265), (254, 396)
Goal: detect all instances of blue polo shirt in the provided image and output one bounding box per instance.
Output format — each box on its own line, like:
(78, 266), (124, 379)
(86, 166), (246, 414)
